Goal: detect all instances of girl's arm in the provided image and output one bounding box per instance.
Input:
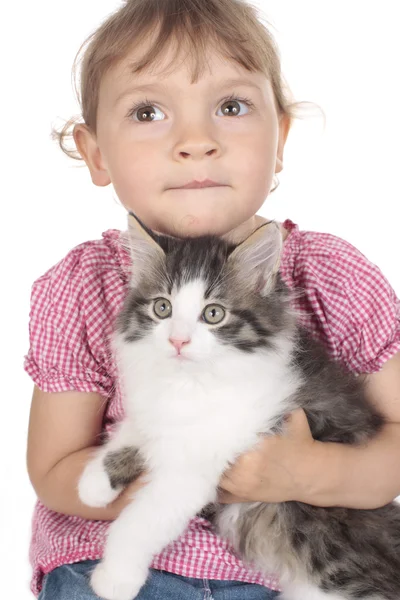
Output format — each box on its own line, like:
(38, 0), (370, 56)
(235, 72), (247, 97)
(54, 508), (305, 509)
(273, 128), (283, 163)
(218, 351), (400, 509)
(27, 386), (146, 521)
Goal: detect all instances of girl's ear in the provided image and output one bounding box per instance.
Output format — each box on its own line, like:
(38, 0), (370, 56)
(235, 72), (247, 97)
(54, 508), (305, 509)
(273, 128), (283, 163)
(275, 113), (291, 174)
(228, 221), (282, 295)
(125, 213), (166, 285)
(73, 124), (111, 187)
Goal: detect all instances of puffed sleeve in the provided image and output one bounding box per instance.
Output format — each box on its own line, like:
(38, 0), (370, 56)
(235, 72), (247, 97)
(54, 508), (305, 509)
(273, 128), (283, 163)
(283, 228), (400, 374)
(337, 258), (400, 373)
(23, 241), (115, 398)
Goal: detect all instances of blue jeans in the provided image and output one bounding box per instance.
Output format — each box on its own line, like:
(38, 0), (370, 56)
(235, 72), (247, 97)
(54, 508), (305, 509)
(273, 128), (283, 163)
(38, 559), (280, 599)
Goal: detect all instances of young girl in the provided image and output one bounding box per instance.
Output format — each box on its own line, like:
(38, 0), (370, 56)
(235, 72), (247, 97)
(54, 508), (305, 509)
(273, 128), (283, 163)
(25, 1), (400, 599)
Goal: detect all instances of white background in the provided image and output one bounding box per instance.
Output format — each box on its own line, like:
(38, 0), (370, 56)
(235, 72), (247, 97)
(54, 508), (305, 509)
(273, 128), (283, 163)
(1, 0), (399, 597)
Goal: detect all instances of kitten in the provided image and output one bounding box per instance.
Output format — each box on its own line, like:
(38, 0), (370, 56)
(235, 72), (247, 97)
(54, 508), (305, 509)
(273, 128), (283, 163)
(78, 213), (400, 600)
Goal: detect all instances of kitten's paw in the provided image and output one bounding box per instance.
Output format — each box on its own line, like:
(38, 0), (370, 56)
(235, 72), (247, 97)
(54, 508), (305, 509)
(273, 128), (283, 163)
(90, 561), (147, 600)
(78, 458), (121, 508)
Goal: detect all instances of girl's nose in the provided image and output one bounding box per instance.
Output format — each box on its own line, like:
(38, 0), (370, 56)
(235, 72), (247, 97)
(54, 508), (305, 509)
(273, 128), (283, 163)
(169, 337), (190, 354)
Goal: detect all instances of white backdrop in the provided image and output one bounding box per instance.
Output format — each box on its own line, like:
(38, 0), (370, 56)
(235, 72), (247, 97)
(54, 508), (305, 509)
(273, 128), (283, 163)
(1, 1), (399, 597)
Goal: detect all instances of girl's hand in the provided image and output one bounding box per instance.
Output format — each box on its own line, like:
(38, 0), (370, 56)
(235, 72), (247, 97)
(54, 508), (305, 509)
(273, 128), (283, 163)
(217, 409), (319, 504)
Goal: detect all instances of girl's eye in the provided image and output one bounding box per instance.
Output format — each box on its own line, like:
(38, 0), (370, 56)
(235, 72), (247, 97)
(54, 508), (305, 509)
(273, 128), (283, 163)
(202, 304), (226, 325)
(217, 96), (253, 118)
(131, 103), (163, 123)
(153, 298), (172, 319)
(127, 95), (255, 123)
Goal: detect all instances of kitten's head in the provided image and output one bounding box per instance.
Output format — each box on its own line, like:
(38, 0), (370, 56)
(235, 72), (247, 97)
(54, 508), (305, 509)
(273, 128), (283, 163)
(116, 213), (295, 364)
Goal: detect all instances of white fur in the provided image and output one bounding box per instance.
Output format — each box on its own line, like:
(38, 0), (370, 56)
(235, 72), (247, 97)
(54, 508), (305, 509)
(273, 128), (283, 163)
(280, 580), (385, 600)
(280, 581), (349, 600)
(78, 279), (301, 600)
(78, 419), (141, 508)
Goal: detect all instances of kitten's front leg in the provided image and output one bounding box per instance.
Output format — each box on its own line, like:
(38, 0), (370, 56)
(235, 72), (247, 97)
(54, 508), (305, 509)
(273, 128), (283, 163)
(78, 419), (145, 508)
(90, 473), (216, 600)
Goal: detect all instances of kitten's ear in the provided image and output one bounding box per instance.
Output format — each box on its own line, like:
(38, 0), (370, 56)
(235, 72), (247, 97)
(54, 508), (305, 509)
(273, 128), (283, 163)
(126, 212), (165, 284)
(228, 221), (282, 295)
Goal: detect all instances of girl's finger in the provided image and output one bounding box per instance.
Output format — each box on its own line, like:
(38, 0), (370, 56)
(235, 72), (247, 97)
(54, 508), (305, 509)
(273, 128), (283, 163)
(217, 489), (244, 504)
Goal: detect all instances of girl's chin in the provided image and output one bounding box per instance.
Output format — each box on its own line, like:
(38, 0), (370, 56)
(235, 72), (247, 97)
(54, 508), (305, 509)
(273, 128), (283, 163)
(152, 213), (233, 238)
(177, 218), (234, 238)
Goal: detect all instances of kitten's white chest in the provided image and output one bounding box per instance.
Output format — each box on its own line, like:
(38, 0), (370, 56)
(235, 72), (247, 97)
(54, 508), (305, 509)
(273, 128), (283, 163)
(117, 339), (300, 471)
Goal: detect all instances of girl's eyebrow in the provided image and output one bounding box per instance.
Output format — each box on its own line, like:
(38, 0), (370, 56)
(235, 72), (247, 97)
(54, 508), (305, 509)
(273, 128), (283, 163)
(114, 77), (264, 105)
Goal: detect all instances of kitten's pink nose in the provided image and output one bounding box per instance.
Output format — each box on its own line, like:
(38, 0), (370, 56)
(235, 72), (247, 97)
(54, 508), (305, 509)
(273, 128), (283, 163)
(169, 337), (190, 354)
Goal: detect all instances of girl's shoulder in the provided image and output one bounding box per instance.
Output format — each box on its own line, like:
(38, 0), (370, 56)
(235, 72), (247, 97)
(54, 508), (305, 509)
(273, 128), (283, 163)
(32, 229), (130, 292)
(280, 218), (381, 281)
(280, 218), (397, 295)
(280, 219), (400, 373)
(28, 228), (131, 339)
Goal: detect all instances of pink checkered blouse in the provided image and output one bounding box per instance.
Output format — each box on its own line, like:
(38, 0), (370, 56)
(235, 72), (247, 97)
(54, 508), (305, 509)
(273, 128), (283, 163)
(24, 219), (400, 596)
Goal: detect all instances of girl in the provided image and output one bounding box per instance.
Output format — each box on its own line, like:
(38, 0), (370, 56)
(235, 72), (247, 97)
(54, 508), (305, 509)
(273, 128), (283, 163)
(25, 0), (400, 599)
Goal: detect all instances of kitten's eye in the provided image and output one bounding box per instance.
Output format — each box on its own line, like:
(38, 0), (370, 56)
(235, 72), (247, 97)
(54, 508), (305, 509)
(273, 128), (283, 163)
(202, 304), (226, 325)
(153, 298), (172, 319)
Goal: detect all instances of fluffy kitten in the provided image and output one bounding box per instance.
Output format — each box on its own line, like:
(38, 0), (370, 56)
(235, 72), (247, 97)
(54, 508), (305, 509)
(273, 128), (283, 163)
(78, 213), (400, 600)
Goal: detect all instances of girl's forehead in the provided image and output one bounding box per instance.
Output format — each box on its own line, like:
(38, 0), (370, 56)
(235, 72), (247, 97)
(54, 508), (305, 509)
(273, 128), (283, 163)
(101, 40), (270, 104)
(119, 27), (238, 78)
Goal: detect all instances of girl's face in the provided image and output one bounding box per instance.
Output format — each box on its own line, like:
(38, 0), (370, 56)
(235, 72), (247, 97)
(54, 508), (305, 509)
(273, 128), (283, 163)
(75, 38), (290, 239)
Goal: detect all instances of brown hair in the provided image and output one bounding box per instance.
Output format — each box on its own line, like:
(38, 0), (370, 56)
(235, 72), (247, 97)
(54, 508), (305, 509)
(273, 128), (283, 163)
(53, 0), (322, 186)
